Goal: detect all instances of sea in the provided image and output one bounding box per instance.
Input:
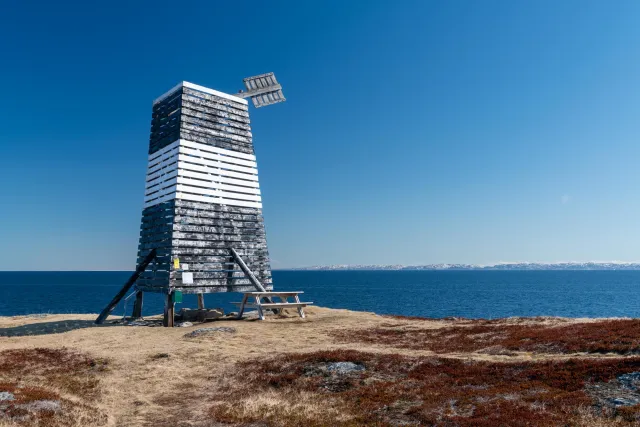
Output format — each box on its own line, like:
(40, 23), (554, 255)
(0, 270), (639, 319)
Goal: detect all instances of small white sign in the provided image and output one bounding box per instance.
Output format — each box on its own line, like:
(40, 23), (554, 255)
(182, 272), (194, 284)
(182, 264), (189, 271)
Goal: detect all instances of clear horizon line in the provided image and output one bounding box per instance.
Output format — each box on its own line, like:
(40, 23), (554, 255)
(4, 260), (640, 272)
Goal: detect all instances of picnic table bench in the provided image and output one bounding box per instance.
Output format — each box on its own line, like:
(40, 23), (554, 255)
(232, 291), (313, 320)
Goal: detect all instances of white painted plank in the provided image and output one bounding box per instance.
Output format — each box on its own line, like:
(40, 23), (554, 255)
(145, 178), (263, 205)
(146, 168), (179, 184)
(175, 176), (261, 195)
(145, 176), (178, 193)
(147, 154), (179, 175)
(176, 184), (262, 202)
(178, 152), (258, 175)
(149, 140), (181, 162)
(179, 140), (256, 161)
(176, 168), (259, 188)
(145, 182), (178, 199)
(178, 146), (257, 168)
(178, 160), (259, 182)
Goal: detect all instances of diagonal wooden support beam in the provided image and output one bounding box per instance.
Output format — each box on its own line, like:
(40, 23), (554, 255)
(230, 248), (266, 292)
(95, 249), (157, 324)
(230, 247), (279, 314)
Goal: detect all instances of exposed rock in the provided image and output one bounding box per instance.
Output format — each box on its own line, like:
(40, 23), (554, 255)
(184, 327), (236, 338)
(176, 322), (193, 328)
(618, 372), (640, 391)
(301, 362), (366, 392)
(326, 362), (366, 374)
(127, 320), (150, 327)
(243, 311), (260, 318)
(609, 397), (640, 406)
(0, 391), (14, 401)
(304, 361), (367, 377)
(1, 399), (62, 420)
(179, 308), (224, 322)
(301, 361), (367, 393)
(22, 400), (61, 412)
(586, 371), (640, 407)
(123, 319), (163, 327)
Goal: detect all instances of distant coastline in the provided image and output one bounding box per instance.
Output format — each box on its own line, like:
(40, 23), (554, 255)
(283, 262), (640, 271)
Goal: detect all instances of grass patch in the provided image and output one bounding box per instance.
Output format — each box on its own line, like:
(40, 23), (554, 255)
(208, 350), (640, 426)
(0, 348), (108, 426)
(334, 319), (640, 354)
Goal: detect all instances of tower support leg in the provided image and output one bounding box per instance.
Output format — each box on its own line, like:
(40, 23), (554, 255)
(197, 293), (205, 310)
(132, 291), (144, 318)
(164, 293), (175, 327)
(95, 249), (156, 324)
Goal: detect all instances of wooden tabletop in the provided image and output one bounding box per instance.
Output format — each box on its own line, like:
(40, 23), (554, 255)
(243, 291), (304, 296)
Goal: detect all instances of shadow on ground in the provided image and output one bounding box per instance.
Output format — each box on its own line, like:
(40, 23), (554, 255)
(0, 320), (121, 337)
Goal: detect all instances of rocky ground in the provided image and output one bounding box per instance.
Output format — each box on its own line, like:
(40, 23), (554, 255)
(1, 307), (640, 426)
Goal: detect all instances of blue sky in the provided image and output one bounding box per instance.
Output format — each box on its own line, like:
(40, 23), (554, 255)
(2, 0), (640, 270)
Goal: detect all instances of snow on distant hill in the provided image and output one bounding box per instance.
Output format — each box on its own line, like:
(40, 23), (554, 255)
(288, 262), (640, 271)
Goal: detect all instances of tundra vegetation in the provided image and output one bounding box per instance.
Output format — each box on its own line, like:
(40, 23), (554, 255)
(1, 308), (640, 426)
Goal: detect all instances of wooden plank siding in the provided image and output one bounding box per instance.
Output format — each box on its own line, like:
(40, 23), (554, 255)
(135, 82), (273, 295)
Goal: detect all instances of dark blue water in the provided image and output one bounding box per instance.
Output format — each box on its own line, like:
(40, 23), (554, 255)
(0, 270), (639, 319)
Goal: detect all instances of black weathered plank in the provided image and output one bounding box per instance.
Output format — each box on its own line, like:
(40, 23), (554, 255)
(180, 100), (251, 125)
(171, 232), (266, 242)
(179, 130), (254, 155)
(172, 224), (265, 235)
(174, 209), (263, 221)
(137, 284), (273, 294)
(182, 89), (249, 114)
(181, 106), (252, 131)
(137, 277), (272, 287)
(170, 270), (271, 279)
(181, 123), (251, 145)
(181, 114), (252, 138)
(174, 199), (261, 214)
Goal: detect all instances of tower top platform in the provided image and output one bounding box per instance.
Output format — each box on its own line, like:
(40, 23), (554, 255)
(153, 81), (248, 106)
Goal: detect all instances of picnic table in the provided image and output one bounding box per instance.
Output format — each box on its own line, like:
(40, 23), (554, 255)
(232, 291), (313, 320)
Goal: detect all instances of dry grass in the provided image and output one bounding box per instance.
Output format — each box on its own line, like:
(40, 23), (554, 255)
(207, 350), (640, 426)
(1, 308), (640, 426)
(0, 348), (108, 426)
(334, 319), (640, 355)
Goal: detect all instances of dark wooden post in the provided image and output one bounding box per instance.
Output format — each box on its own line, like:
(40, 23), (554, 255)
(197, 293), (205, 310)
(132, 291), (144, 318)
(164, 293), (175, 327)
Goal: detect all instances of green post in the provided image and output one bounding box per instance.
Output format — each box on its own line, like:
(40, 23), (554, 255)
(173, 290), (183, 304)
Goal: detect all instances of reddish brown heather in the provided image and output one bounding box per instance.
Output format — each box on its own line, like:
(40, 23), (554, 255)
(207, 350), (640, 427)
(2, 308), (640, 426)
(0, 348), (108, 426)
(334, 319), (640, 354)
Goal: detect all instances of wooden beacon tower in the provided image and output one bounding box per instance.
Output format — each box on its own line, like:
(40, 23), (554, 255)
(96, 74), (286, 326)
